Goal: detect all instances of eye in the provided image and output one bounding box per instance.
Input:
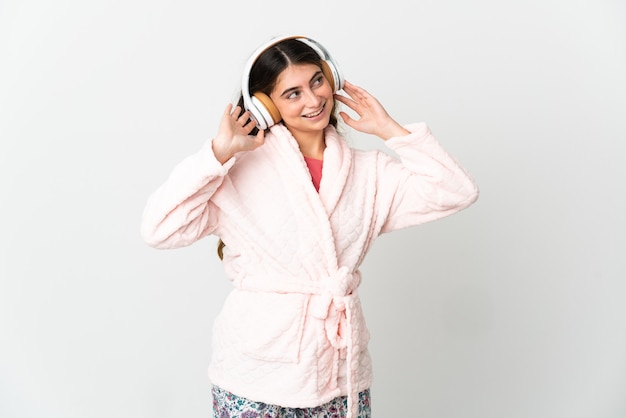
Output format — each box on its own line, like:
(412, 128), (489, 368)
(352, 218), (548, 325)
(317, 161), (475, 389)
(312, 75), (324, 87)
(287, 90), (300, 100)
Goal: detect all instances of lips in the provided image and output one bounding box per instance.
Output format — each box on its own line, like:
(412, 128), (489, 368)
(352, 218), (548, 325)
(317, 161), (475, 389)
(303, 103), (325, 118)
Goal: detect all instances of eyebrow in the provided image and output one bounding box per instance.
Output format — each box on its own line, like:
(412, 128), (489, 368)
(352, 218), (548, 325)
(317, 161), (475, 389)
(279, 70), (324, 97)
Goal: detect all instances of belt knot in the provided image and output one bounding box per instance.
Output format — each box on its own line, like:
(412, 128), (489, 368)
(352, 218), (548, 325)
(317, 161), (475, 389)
(310, 267), (360, 319)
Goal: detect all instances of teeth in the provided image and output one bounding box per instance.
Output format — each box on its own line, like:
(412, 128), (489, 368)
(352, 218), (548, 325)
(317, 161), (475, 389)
(305, 107), (324, 118)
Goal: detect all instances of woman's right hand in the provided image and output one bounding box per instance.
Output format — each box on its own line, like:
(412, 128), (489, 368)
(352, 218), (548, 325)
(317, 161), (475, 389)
(212, 104), (265, 164)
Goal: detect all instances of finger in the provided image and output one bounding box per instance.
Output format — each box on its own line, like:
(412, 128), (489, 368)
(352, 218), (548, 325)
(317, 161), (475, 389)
(334, 94), (358, 111)
(344, 83), (371, 102)
(338, 111), (357, 128)
(342, 81), (364, 96)
(243, 117), (257, 131)
(227, 106), (240, 121)
(237, 110), (252, 125)
(342, 80), (357, 90)
(254, 129), (265, 147)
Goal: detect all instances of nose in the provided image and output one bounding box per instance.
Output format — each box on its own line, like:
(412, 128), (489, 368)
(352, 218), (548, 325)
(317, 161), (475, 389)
(303, 87), (322, 107)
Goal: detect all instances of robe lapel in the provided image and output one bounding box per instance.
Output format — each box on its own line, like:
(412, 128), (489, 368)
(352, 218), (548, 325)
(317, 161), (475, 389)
(265, 125), (352, 273)
(318, 126), (352, 218)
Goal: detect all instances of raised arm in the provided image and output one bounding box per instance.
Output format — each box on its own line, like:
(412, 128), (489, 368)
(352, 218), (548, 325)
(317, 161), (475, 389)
(377, 123), (479, 233)
(335, 81), (478, 231)
(140, 104), (265, 248)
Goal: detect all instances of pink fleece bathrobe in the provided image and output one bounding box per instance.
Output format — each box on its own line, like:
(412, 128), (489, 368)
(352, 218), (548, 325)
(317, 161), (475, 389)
(141, 122), (479, 417)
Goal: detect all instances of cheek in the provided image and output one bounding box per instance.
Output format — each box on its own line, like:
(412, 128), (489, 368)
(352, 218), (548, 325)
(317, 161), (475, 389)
(276, 101), (299, 118)
(321, 82), (334, 98)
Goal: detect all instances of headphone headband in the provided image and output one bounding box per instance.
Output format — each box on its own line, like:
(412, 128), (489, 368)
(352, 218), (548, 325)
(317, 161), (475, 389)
(241, 35), (344, 130)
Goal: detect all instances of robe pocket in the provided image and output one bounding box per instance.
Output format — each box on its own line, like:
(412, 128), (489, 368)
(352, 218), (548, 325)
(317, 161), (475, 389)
(226, 290), (310, 363)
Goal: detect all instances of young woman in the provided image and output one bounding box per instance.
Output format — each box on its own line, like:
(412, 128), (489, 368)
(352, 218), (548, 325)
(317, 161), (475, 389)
(141, 35), (479, 418)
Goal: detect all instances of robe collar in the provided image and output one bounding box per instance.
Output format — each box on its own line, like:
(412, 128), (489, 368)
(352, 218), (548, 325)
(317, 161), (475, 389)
(268, 123), (353, 218)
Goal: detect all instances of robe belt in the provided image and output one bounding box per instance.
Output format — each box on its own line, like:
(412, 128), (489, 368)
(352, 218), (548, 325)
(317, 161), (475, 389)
(309, 266), (360, 348)
(233, 266), (362, 418)
(309, 266), (361, 418)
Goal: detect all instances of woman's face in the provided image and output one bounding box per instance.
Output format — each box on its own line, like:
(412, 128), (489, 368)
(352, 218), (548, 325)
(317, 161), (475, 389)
(269, 63), (334, 139)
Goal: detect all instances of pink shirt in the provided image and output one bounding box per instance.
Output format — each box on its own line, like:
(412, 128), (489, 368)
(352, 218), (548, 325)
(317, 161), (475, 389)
(304, 156), (323, 192)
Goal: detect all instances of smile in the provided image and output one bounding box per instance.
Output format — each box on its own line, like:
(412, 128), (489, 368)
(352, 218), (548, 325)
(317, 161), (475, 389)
(303, 104), (325, 118)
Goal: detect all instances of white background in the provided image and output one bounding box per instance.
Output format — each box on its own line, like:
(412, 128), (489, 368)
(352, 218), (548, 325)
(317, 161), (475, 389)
(1, 0), (625, 417)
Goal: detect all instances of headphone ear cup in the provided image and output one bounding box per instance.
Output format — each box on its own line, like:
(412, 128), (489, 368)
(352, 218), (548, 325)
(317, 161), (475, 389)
(321, 60), (344, 93)
(251, 92), (281, 130)
(320, 61), (335, 92)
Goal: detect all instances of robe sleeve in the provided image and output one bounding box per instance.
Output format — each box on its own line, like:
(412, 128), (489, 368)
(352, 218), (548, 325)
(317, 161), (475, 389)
(140, 139), (235, 249)
(377, 122), (479, 234)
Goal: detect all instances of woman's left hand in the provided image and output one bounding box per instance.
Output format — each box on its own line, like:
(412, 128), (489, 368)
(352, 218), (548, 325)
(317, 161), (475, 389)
(334, 81), (410, 140)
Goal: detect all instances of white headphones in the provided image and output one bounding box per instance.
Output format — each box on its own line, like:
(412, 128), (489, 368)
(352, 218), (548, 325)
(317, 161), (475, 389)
(241, 35), (345, 130)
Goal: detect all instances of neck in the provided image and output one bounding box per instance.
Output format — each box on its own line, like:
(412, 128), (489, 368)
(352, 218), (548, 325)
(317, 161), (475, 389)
(293, 130), (326, 160)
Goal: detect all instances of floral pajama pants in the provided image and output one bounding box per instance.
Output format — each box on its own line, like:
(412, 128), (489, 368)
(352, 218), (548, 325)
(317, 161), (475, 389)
(212, 385), (371, 418)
